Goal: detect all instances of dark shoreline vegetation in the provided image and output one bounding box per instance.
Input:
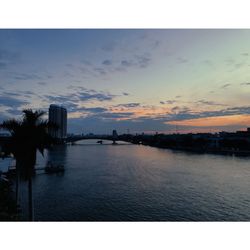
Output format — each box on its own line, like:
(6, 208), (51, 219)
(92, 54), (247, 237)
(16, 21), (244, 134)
(121, 130), (250, 157)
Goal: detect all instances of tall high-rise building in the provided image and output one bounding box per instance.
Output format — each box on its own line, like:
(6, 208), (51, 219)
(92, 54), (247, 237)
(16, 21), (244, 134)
(48, 104), (67, 139)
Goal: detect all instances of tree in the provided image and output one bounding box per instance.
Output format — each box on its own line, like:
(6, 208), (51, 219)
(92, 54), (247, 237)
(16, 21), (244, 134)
(0, 109), (57, 221)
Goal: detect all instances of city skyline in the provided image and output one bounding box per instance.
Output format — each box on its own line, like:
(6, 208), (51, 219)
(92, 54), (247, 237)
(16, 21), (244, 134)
(1, 29), (250, 134)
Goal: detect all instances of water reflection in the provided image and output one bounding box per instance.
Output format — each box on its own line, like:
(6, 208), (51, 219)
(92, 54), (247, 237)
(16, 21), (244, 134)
(47, 144), (68, 165)
(19, 139), (250, 221)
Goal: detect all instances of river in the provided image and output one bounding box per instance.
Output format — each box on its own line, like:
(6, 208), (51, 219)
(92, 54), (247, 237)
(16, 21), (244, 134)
(8, 139), (250, 221)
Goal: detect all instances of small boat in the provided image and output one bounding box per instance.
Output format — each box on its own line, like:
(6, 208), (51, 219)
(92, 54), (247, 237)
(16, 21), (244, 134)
(45, 161), (65, 174)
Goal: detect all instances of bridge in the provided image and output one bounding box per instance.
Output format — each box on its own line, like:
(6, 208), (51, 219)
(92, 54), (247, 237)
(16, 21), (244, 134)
(0, 132), (138, 149)
(66, 135), (112, 143)
(65, 130), (130, 144)
(66, 134), (129, 144)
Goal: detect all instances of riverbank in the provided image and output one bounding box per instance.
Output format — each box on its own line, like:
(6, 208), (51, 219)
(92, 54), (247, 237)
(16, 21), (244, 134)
(136, 142), (250, 157)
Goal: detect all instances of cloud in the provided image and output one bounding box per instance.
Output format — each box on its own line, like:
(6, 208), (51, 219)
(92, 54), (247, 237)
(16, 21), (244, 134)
(202, 60), (214, 68)
(135, 54), (151, 68)
(234, 63), (244, 69)
(170, 106), (192, 115)
(115, 103), (140, 108)
(78, 52), (153, 80)
(1, 90), (36, 101)
(122, 92), (129, 96)
(80, 60), (92, 66)
(78, 92), (115, 102)
(0, 95), (29, 108)
(0, 49), (19, 61)
(93, 67), (107, 75)
(196, 100), (226, 106)
(5, 108), (22, 116)
(68, 85), (87, 91)
(166, 100), (177, 104)
(240, 82), (250, 86)
(119, 53), (151, 69)
(97, 112), (134, 119)
(241, 53), (249, 56)
(102, 59), (112, 66)
(60, 102), (79, 112)
(151, 40), (160, 50)
(58, 102), (108, 114)
(160, 100), (177, 105)
(0, 49), (20, 70)
(121, 60), (133, 67)
(221, 83), (231, 89)
(12, 72), (42, 81)
(0, 62), (7, 69)
(76, 107), (108, 113)
(2, 91), (21, 97)
(102, 42), (116, 52)
(176, 57), (188, 64)
(44, 94), (76, 104)
(37, 81), (47, 86)
(44, 88), (116, 106)
(225, 57), (235, 63)
(165, 106), (250, 123)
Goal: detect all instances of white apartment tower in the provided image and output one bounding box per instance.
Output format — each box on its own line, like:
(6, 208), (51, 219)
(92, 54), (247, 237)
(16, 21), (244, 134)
(49, 104), (67, 139)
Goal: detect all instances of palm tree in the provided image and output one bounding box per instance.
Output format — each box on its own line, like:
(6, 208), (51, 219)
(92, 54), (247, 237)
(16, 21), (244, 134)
(0, 109), (57, 221)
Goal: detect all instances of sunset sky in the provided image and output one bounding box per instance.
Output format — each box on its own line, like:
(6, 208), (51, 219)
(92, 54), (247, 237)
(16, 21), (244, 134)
(1, 29), (250, 134)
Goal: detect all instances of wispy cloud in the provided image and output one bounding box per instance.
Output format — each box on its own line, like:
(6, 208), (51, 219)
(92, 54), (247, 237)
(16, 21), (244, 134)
(241, 52), (249, 56)
(0, 62), (7, 69)
(11, 72), (43, 81)
(240, 82), (250, 86)
(202, 59), (214, 68)
(101, 42), (116, 52)
(176, 57), (188, 64)
(102, 59), (112, 66)
(164, 100), (177, 105)
(76, 107), (108, 113)
(135, 54), (151, 68)
(196, 100), (227, 106)
(121, 60), (133, 67)
(37, 81), (47, 86)
(0, 95), (29, 108)
(44, 88), (116, 107)
(0, 49), (20, 70)
(221, 83), (231, 89)
(115, 103), (140, 108)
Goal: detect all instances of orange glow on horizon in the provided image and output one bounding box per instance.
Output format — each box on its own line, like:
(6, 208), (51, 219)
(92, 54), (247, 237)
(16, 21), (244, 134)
(166, 114), (250, 127)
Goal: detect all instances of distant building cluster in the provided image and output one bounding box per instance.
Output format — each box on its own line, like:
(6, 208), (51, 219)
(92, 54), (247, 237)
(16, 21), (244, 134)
(126, 128), (250, 156)
(48, 104), (67, 139)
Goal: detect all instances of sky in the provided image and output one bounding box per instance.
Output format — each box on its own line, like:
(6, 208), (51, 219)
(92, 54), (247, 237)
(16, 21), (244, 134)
(1, 29), (250, 134)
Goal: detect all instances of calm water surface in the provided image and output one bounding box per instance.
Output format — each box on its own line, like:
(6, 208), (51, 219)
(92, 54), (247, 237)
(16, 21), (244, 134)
(17, 139), (250, 221)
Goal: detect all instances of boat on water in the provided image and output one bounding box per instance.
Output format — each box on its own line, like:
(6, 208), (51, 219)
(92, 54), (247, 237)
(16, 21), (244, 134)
(45, 161), (65, 174)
